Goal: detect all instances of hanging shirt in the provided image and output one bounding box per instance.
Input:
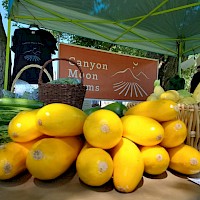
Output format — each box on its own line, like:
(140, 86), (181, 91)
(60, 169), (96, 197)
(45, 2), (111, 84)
(11, 28), (57, 84)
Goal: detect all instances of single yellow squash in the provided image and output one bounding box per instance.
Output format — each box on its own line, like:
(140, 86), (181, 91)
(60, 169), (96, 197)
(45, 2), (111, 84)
(160, 119), (187, 148)
(167, 144), (200, 175)
(8, 109), (43, 142)
(76, 146), (113, 186)
(121, 115), (164, 146)
(0, 142), (28, 180)
(26, 137), (83, 180)
(110, 137), (144, 193)
(36, 103), (87, 137)
(83, 109), (123, 149)
(159, 90), (180, 102)
(140, 145), (170, 175)
(125, 99), (179, 122)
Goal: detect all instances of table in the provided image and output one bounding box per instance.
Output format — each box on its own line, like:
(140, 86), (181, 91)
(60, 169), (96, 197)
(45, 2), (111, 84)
(0, 166), (199, 200)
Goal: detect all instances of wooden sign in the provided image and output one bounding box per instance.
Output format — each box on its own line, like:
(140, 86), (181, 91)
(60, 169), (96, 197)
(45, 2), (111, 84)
(59, 44), (158, 101)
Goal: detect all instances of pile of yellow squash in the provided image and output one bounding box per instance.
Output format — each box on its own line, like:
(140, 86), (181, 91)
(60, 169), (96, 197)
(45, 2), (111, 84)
(0, 99), (200, 193)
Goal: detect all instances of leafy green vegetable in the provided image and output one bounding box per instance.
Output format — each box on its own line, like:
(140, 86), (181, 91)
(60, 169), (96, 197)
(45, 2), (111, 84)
(0, 125), (12, 144)
(48, 78), (81, 85)
(177, 89), (192, 99)
(84, 106), (101, 115)
(154, 79), (161, 87)
(178, 96), (197, 105)
(103, 102), (127, 117)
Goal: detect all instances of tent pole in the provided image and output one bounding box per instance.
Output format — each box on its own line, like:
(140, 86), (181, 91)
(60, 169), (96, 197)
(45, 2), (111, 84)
(4, 17), (11, 90)
(177, 40), (184, 78)
(178, 55), (182, 77)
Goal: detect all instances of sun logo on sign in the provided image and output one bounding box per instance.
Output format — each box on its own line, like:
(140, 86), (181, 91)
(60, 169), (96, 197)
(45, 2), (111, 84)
(112, 62), (149, 98)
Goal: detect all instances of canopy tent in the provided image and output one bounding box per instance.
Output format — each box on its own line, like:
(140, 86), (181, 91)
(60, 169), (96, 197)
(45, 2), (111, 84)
(4, 0), (200, 89)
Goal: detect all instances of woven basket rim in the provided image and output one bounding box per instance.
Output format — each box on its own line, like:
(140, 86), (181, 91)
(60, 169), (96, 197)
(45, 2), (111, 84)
(38, 58), (85, 85)
(38, 58), (87, 109)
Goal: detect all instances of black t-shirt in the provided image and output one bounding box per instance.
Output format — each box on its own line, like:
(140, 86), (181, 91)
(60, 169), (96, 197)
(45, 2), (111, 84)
(11, 28), (57, 84)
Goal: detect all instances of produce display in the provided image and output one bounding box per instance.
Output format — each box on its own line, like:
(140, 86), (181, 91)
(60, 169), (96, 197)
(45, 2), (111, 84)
(0, 97), (200, 194)
(147, 80), (200, 104)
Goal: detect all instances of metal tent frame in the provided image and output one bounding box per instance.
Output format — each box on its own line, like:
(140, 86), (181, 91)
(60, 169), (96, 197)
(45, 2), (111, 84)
(5, 0), (200, 89)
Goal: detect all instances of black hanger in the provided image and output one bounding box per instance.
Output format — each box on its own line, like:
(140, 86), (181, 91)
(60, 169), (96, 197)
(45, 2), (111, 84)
(29, 24), (40, 30)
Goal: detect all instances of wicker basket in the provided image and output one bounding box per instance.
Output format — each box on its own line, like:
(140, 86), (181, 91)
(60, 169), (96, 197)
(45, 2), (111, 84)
(127, 101), (200, 151)
(178, 103), (200, 151)
(38, 58), (87, 109)
(11, 64), (53, 92)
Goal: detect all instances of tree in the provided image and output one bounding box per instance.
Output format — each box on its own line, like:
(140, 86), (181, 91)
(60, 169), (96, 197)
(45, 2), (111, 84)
(71, 35), (180, 89)
(0, 13), (7, 97)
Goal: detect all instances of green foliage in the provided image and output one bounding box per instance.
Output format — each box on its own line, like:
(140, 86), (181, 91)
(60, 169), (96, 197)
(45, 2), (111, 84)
(70, 35), (149, 58)
(178, 96), (197, 105)
(0, 125), (12, 144)
(181, 64), (197, 91)
(2, 0), (8, 10)
(177, 89), (192, 98)
(154, 79), (161, 87)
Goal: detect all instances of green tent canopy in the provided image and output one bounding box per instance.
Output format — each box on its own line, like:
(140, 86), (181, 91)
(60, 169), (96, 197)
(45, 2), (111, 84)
(5, 0), (200, 88)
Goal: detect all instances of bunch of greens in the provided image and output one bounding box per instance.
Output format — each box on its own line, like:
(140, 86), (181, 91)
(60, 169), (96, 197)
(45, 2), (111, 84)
(0, 126), (12, 144)
(2, 88), (39, 100)
(48, 77), (81, 85)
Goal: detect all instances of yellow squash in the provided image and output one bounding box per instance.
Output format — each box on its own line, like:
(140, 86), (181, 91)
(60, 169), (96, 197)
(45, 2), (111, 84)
(36, 103), (87, 137)
(125, 99), (179, 122)
(26, 137), (83, 180)
(8, 109), (43, 142)
(159, 90), (180, 102)
(110, 137), (144, 193)
(167, 144), (200, 175)
(140, 145), (170, 175)
(76, 145), (113, 186)
(83, 109), (123, 149)
(121, 115), (164, 146)
(160, 119), (187, 148)
(0, 142), (28, 180)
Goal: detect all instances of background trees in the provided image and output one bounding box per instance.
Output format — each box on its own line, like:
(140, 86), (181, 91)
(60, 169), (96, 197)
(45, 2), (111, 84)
(0, 13), (7, 97)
